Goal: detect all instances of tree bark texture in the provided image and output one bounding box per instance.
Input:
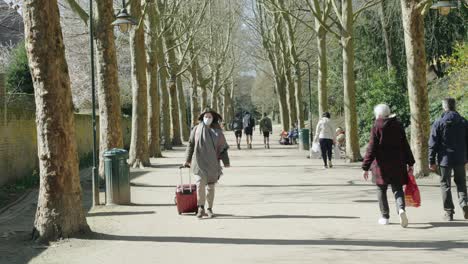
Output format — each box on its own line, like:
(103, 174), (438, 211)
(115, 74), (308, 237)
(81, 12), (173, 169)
(128, 0), (150, 168)
(190, 63), (200, 127)
(155, 39), (172, 150)
(342, 0), (362, 162)
(277, 0), (304, 128)
(316, 18), (328, 116)
(145, 4), (162, 158)
(176, 76), (189, 141)
(379, 0), (394, 72)
(400, 0), (430, 177)
(95, 0), (124, 178)
(164, 31), (182, 146)
(23, 0), (89, 242)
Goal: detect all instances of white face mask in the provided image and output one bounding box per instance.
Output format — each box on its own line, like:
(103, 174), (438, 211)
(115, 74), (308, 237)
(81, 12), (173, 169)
(203, 117), (213, 126)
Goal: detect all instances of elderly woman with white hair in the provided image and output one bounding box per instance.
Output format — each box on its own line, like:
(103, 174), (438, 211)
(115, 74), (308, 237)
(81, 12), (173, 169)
(361, 104), (415, 228)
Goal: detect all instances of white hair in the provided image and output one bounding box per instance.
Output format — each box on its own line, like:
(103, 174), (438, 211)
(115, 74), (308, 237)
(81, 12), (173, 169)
(374, 104), (391, 119)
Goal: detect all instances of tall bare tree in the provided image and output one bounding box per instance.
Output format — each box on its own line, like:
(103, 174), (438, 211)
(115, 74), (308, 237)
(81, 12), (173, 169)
(145, 1), (163, 157)
(400, 0), (430, 177)
(64, 0), (124, 178)
(23, 0), (89, 242)
(128, 0), (150, 167)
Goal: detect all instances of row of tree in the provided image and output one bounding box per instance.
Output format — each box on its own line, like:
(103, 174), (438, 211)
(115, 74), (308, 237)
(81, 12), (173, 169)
(248, 0), (438, 177)
(21, 0), (242, 242)
(62, 0), (242, 170)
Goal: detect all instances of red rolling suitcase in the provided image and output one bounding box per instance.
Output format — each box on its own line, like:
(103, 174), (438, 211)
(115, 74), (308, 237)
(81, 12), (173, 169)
(175, 166), (198, 214)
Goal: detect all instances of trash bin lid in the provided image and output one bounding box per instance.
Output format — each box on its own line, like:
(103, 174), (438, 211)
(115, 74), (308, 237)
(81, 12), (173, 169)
(103, 148), (129, 158)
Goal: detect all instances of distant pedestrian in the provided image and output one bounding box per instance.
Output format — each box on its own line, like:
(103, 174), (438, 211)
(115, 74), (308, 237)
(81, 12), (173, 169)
(184, 108), (230, 219)
(314, 112), (336, 168)
(362, 104), (414, 228)
(259, 113), (273, 149)
(429, 98), (468, 221)
(231, 112), (244, 149)
(243, 111), (255, 149)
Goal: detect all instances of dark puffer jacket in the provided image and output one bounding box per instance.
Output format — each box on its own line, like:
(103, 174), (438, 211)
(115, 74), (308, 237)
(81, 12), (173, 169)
(429, 111), (467, 167)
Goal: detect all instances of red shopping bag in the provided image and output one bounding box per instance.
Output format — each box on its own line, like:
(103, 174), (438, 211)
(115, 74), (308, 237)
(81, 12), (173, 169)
(404, 172), (421, 207)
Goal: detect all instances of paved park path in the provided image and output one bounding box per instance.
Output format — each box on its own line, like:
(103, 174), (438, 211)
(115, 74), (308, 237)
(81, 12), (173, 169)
(1, 125), (468, 264)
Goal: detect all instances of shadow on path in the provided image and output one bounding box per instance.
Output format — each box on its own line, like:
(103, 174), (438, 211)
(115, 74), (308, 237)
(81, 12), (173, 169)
(209, 214), (359, 220)
(85, 232), (468, 251)
(408, 221), (468, 230)
(130, 203), (174, 207)
(87, 211), (155, 217)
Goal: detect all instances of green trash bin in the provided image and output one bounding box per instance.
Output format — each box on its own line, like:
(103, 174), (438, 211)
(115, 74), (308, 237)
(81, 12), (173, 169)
(298, 128), (310, 151)
(103, 148), (131, 205)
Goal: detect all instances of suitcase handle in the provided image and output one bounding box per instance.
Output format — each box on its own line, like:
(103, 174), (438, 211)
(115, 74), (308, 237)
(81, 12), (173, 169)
(179, 166), (193, 191)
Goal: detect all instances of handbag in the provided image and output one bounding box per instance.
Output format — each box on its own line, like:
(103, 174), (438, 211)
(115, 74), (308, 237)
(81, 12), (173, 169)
(404, 172), (421, 207)
(311, 142), (320, 153)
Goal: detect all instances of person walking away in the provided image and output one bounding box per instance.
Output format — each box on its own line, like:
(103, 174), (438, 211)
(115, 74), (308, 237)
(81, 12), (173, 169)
(243, 111), (255, 149)
(184, 108), (230, 218)
(429, 98), (468, 221)
(314, 112), (336, 168)
(362, 104), (415, 228)
(259, 113), (273, 149)
(231, 112), (244, 150)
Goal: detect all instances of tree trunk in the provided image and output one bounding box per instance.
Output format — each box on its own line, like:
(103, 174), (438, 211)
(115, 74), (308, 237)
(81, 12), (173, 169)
(342, 0), (362, 162)
(400, 0), (430, 177)
(164, 31), (182, 146)
(23, 0), (89, 242)
(95, 0), (124, 179)
(200, 83), (208, 111)
(276, 75), (290, 132)
(210, 89), (218, 112)
(316, 18), (328, 116)
(285, 67), (297, 129)
(145, 4), (162, 158)
(155, 1), (172, 150)
(168, 74), (182, 146)
(379, 0), (394, 72)
(190, 63), (199, 127)
(176, 76), (189, 141)
(277, 0), (304, 128)
(128, 0), (150, 168)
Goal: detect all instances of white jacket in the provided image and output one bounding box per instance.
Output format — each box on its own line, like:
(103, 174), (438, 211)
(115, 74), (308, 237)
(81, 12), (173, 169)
(314, 117), (335, 141)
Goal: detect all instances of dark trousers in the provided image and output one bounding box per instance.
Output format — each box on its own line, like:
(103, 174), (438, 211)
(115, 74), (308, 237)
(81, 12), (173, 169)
(319, 138), (333, 165)
(377, 184), (405, 218)
(440, 165), (467, 213)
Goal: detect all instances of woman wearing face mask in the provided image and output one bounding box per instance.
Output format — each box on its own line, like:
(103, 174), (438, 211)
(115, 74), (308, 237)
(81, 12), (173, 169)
(184, 108), (230, 218)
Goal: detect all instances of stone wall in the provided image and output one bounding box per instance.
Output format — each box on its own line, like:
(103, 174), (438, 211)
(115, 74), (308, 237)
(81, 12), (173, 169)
(0, 97), (131, 186)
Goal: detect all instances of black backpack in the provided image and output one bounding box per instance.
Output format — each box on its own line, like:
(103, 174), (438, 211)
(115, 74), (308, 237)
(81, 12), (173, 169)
(232, 118), (243, 130)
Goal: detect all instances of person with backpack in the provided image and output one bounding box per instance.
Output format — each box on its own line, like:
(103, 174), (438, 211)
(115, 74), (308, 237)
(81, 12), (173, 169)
(243, 111), (255, 149)
(429, 98), (468, 221)
(231, 112), (244, 149)
(259, 113), (273, 149)
(184, 108), (230, 218)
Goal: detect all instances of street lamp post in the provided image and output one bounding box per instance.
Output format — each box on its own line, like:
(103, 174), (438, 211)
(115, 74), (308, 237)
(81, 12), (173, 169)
(89, 0), (136, 206)
(296, 60), (313, 157)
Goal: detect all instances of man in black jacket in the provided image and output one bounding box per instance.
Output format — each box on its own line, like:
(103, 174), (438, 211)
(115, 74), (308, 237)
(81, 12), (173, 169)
(429, 98), (468, 221)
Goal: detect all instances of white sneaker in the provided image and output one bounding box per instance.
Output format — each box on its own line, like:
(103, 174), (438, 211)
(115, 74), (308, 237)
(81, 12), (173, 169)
(399, 209), (408, 228)
(378, 217), (389, 225)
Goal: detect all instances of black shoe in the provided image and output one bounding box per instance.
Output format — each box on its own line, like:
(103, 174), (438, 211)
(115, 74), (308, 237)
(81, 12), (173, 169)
(444, 211), (454, 221)
(237, 144), (240, 150)
(463, 206), (468, 220)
